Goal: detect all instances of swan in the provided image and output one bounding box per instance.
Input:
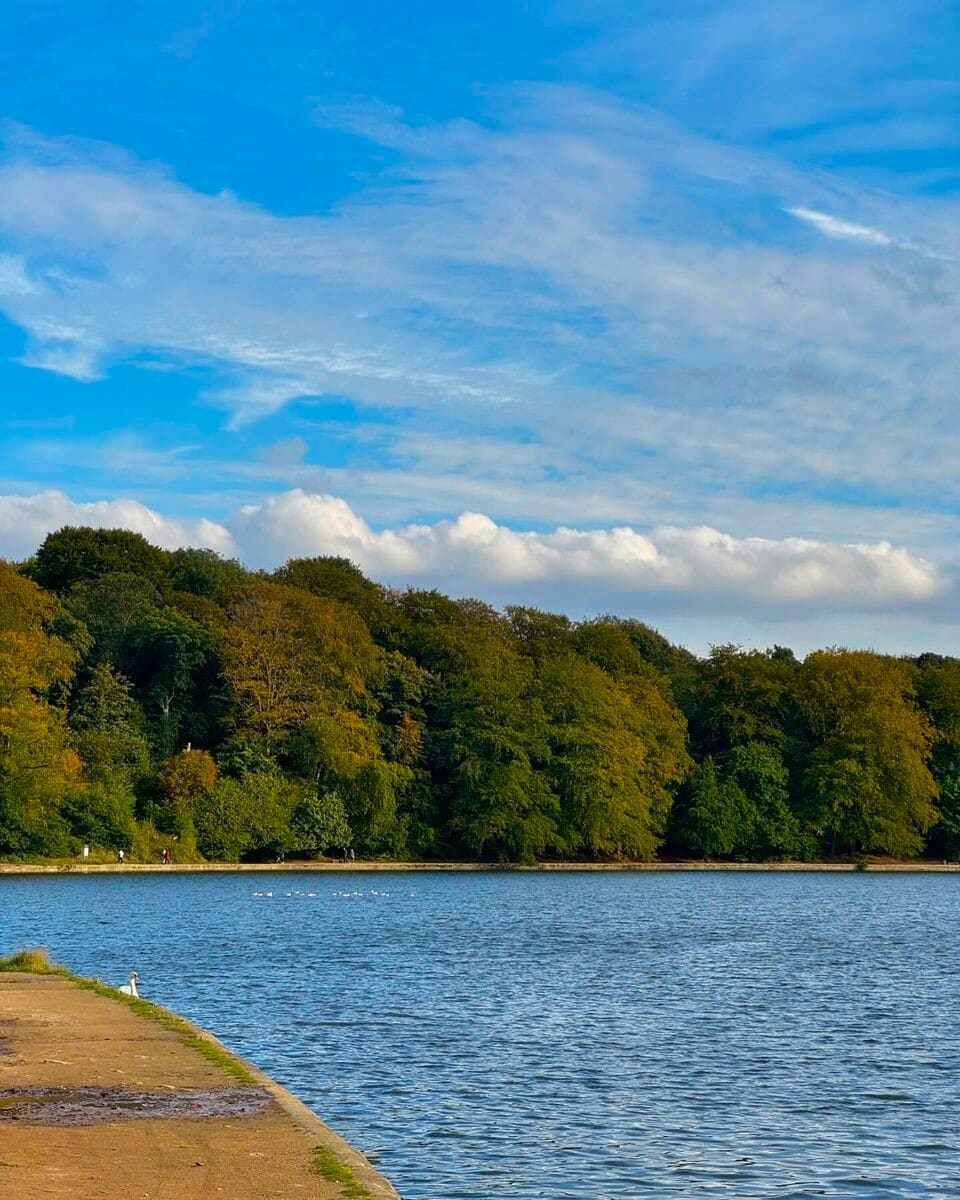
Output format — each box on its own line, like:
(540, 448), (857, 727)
(118, 971), (140, 997)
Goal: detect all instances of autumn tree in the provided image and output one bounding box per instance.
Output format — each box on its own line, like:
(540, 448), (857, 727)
(220, 581), (381, 740)
(795, 650), (937, 857)
(286, 710), (406, 850)
(0, 561), (81, 855)
(158, 748), (219, 842)
(274, 556), (396, 639)
(537, 653), (690, 860)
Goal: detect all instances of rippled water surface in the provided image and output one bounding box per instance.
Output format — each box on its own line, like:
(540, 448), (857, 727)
(3, 870), (960, 1198)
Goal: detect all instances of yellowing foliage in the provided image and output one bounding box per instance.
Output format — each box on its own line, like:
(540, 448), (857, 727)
(0, 561), (81, 853)
(221, 582), (381, 738)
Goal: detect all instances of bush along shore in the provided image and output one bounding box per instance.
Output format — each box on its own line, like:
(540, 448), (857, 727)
(2, 525), (960, 867)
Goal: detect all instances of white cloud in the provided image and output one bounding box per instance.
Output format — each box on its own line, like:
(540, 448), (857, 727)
(787, 206), (895, 247)
(0, 490), (232, 561)
(0, 488), (944, 620)
(230, 490), (942, 611)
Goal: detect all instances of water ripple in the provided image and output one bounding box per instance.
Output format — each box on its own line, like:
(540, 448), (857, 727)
(3, 870), (960, 1198)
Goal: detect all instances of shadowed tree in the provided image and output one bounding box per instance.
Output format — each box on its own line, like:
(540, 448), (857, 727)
(167, 548), (250, 600)
(29, 527), (169, 594)
(915, 656), (960, 857)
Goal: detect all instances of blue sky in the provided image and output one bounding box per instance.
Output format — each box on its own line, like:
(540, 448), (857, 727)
(2, 1), (960, 652)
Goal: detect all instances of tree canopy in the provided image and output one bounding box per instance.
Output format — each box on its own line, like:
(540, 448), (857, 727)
(0, 527), (952, 864)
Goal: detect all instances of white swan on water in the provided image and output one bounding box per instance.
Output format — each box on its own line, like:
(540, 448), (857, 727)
(118, 971), (140, 997)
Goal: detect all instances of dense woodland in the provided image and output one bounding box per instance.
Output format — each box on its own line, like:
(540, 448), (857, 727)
(1, 526), (958, 864)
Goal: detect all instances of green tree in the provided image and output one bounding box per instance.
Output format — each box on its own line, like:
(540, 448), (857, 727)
(195, 773), (303, 861)
(431, 620), (557, 862)
(724, 741), (803, 859)
(124, 607), (219, 757)
(537, 653), (690, 860)
(70, 663), (150, 787)
(795, 650), (937, 857)
(66, 663), (150, 850)
(915, 656), (960, 857)
(30, 527), (170, 594)
(678, 757), (750, 858)
(691, 644), (796, 756)
(507, 607), (574, 660)
(66, 572), (161, 664)
(292, 790), (352, 855)
(167, 547), (249, 600)
(0, 561), (82, 855)
(217, 734), (278, 779)
(157, 748), (218, 843)
(376, 650), (438, 856)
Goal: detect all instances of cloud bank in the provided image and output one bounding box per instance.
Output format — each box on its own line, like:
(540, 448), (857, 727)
(0, 489), (943, 621)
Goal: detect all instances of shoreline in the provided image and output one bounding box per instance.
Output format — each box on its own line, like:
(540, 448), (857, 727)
(2, 858), (960, 874)
(0, 962), (400, 1199)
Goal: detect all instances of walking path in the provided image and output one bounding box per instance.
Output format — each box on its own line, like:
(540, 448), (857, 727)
(2, 858), (960, 873)
(0, 971), (400, 1200)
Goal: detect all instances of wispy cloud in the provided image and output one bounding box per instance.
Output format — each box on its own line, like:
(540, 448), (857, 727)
(787, 206), (895, 247)
(2, 82), (960, 594)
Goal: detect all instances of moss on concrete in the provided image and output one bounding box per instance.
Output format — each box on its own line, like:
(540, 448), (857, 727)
(312, 1146), (372, 1198)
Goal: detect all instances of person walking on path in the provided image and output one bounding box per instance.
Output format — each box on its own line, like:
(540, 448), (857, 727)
(117, 848), (125, 865)
(82, 844), (90, 861)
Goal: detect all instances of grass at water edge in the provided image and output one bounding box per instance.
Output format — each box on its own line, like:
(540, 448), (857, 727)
(0, 947), (254, 1082)
(312, 1147), (372, 1198)
(1, 947), (376, 1198)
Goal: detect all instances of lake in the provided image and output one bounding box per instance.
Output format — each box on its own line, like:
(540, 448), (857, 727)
(3, 870), (959, 1199)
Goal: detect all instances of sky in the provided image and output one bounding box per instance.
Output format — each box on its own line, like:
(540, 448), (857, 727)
(1, 1), (960, 655)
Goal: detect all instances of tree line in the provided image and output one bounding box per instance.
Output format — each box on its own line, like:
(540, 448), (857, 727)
(1, 525), (957, 864)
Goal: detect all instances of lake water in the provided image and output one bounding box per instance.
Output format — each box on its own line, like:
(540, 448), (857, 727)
(3, 870), (959, 1199)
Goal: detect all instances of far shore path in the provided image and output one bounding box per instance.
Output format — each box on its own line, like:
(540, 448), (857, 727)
(0, 971), (399, 1200)
(3, 858), (960, 874)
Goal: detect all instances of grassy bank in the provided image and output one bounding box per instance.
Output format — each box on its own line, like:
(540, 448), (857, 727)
(0, 948), (396, 1199)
